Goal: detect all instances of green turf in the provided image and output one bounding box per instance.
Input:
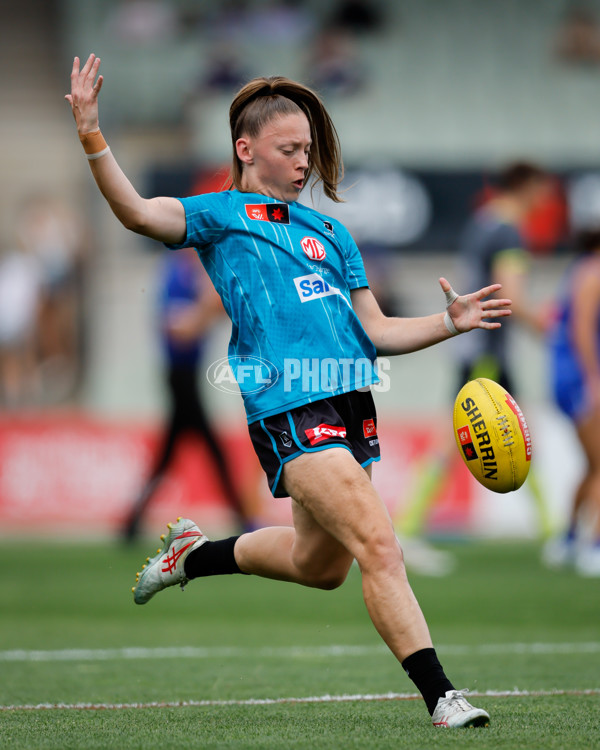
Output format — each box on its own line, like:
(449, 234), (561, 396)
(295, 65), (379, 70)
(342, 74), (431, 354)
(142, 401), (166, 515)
(1, 539), (598, 749)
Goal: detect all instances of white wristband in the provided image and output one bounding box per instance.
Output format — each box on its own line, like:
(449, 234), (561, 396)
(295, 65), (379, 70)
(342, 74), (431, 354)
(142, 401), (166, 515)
(444, 310), (459, 336)
(86, 146), (111, 161)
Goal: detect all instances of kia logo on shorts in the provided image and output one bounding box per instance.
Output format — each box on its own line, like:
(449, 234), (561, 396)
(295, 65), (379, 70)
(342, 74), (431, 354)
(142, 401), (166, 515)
(206, 356), (279, 395)
(301, 236), (326, 261)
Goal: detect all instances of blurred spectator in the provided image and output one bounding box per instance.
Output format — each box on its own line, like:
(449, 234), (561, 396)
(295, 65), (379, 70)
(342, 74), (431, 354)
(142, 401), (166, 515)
(246, 0), (316, 44)
(197, 44), (250, 95)
(15, 194), (86, 403)
(554, 6), (600, 65)
(328, 0), (385, 35)
(205, 0), (252, 42)
(106, 0), (180, 45)
(544, 228), (600, 576)
(205, 0), (314, 45)
(307, 28), (366, 97)
(0, 239), (42, 408)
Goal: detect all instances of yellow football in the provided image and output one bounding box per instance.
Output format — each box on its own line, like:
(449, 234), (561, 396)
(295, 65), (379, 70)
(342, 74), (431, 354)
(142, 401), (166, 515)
(453, 378), (532, 493)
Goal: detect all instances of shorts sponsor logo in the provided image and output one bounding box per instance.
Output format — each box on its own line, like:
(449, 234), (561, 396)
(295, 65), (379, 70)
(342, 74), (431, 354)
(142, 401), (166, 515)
(363, 418), (377, 438)
(245, 203), (290, 224)
(368, 438), (379, 447)
(301, 236), (326, 261)
(456, 424), (478, 461)
(206, 355), (279, 395)
(293, 274), (347, 304)
(279, 431), (292, 448)
(305, 424), (347, 446)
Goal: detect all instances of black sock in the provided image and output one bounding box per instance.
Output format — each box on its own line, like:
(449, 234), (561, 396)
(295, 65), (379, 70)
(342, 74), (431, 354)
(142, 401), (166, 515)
(402, 648), (455, 715)
(184, 536), (247, 579)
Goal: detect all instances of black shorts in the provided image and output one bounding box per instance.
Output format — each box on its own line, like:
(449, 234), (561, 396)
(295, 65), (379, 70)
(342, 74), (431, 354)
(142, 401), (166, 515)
(248, 389), (381, 498)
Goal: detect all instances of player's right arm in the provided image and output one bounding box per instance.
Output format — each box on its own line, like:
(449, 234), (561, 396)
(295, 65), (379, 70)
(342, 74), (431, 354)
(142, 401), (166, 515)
(65, 54), (186, 245)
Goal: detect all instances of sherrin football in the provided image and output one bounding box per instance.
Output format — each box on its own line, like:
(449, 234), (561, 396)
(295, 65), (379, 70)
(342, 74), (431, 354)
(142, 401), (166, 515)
(453, 378), (532, 493)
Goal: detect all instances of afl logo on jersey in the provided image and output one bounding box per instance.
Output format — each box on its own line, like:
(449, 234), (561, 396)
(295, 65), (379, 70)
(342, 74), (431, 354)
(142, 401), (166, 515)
(301, 236), (326, 261)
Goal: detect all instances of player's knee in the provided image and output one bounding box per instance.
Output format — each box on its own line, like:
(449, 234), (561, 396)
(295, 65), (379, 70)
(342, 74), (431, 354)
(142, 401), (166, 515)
(359, 531), (404, 576)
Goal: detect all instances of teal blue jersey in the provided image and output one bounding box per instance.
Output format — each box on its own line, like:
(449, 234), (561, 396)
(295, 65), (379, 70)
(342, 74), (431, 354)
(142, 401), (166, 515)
(167, 190), (378, 423)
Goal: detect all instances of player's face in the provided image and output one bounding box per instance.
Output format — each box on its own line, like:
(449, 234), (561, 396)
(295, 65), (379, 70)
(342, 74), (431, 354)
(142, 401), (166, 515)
(237, 112), (312, 203)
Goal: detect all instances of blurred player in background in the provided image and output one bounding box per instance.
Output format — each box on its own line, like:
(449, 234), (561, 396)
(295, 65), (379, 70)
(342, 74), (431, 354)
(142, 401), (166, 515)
(122, 247), (252, 541)
(398, 162), (554, 543)
(545, 228), (600, 577)
(0, 234), (42, 407)
(67, 53), (513, 728)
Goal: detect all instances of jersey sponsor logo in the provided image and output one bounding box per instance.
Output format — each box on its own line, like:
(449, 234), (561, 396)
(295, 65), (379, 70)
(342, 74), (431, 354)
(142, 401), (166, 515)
(305, 423), (347, 446)
(245, 203), (290, 224)
(363, 418), (377, 438)
(293, 273), (347, 304)
(456, 425), (478, 461)
(301, 236), (326, 261)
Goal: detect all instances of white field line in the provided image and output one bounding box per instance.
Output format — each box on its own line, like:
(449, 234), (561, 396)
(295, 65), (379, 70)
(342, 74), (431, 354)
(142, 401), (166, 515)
(1, 641), (599, 662)
(2, 689), (600, 713)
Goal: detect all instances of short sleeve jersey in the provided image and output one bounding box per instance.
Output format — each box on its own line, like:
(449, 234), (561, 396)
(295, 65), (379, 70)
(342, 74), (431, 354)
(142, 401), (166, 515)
(456, 206), (527, 366)
(167, 191), (378, 423)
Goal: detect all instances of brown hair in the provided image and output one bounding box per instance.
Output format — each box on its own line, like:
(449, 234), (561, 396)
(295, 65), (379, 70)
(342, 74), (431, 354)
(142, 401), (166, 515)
(229, 76), (343, 202)
(496, 161), (548, 193)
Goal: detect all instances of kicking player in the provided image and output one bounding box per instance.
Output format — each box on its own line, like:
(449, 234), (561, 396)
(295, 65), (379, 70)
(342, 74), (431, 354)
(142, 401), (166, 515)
(66, 53), (512, 728)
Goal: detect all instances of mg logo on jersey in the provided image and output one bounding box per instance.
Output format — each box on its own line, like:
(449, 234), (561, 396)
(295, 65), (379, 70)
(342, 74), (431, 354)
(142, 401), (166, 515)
(301, 236), (326, 261)
(305, 424), (347, 445)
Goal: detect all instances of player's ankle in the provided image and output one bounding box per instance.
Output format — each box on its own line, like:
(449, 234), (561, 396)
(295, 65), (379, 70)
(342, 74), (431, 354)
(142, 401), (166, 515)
(184, 536), (247, 579)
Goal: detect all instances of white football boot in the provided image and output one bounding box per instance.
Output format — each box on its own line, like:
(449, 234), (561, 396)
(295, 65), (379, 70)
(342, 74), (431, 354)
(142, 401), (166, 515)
(541, 535), (576, 570)
(132, 517), (208, 605)
(575, 544), (600, 577)
(431, 689), (490, 728)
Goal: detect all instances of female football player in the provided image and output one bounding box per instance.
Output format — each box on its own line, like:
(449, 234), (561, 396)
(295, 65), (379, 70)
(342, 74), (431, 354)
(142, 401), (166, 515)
(546, 228), (600, 576)
(66, 53), (511, 728)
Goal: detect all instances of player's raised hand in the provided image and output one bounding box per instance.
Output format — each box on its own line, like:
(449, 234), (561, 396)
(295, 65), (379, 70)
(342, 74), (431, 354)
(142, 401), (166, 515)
(440, 277), (512, 333)
(65, 54), (103, 134)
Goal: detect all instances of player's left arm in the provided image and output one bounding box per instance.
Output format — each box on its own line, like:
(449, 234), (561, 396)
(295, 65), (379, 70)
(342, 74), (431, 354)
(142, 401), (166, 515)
(351, 278), (511, 355)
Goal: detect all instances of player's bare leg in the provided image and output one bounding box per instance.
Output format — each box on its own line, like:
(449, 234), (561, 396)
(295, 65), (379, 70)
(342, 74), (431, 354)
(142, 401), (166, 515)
(236, 448), (432, 660)
(234, 448), (489, 725)
(573, 411), (600, 576)
(233, 504), (353, 589)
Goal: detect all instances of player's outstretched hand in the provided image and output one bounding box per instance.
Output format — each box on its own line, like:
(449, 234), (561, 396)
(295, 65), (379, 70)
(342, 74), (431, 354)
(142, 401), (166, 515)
(440, 277), (512, 334)
(65, 54), (103, 134)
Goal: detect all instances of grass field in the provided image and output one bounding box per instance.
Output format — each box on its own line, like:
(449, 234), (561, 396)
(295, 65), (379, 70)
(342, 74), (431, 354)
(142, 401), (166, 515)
(1, 536), (599, 749)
